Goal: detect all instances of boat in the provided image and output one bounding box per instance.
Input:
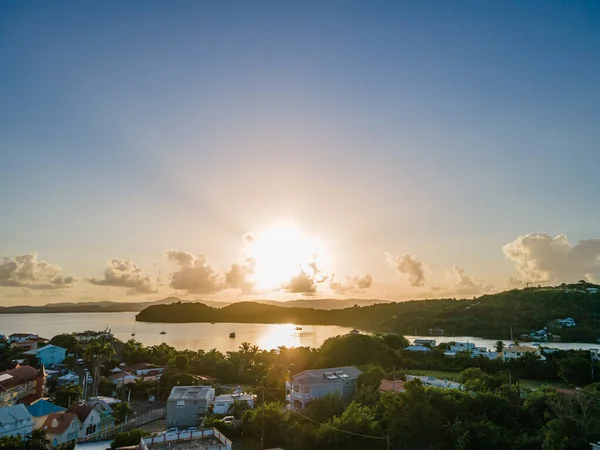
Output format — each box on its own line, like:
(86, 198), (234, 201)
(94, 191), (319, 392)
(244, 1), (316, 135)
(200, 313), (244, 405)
(160, 324), (167, 335)
(229, 332), (236, 338)
(211, 322), (215, 325)
(131, 322), (136, 337)
(295, 326), (302, 331)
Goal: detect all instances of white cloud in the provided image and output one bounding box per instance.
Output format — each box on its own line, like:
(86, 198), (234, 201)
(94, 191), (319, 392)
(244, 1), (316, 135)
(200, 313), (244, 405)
(165, 250), (222, 294)
(89, 259), (157, 295)
(503, 233), (600, 283)
(385, 252), (427, 287)
(329, 273), (373, 293)
(0, 253), (76, 290)
(225, 257), (255, 290)
(451, 265), (493, 295)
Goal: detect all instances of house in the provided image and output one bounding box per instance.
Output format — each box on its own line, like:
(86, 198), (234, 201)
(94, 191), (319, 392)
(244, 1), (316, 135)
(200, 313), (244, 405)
(502, 346), (546, 361)
(557, 317), (577, 328)
(379, 379), (405, 393)
(67, 404), (102, 439)
(449, 342), (475, 352)
(406, 375), (464, 390)
(285, 366), (362, 411)
(347, 329), (360, 335)
(24, 344), (67, 368)
(0, 365), (47, 407)
(109, 371), (137, 387)
(127, 363), (165, 381)
(590, 349), (599, 362)
(166, 386), (216, 428)
(73, 331), (112, 343)
(26, 399), (65, 429)
(57, 372), (80, 387)
(0, 404), (34, 437)
(403, 345), (431, 352)
(413, 339), (436, 347)
(591, 441), (600, 450)
(85, 399), (115, 433)
(213, 387), (256, 415)
(42, 412), (81, 447)
(587, 288), (599, 294)
(8, 334), (38, 344)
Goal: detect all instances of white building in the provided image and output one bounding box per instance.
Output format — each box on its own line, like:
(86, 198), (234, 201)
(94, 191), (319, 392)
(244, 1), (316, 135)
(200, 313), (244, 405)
(57, 372), (80, 387)
(42, 412), (81, 447)
(109, 371), (137, 386)
(213, 388), (256, 415)
(556, 317), (577, 327)
(406, 375), (464, 390)
(502, 346), (546, 361)
(449, 342), (475, 352)
(586, 287), (599, 294)
(590, 349), (599, 362)
(404, 345), (431, 352)
(0, 404), (34, 437)
(67, 404), (102, 439)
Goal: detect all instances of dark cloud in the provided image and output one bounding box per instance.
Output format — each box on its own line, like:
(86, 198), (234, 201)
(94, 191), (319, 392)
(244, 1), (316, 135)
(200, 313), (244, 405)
(385, 252), (427, 287)
(165, 250), (222, 294)
(503, 233), (600, 283)
(0, 253), (76, 290)
(89, 259), (157, 295)
(329, 273), (373, 293)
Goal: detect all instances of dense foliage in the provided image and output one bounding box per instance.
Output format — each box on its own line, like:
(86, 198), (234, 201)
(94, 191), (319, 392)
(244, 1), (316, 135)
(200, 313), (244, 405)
(136, 287), (600, 342)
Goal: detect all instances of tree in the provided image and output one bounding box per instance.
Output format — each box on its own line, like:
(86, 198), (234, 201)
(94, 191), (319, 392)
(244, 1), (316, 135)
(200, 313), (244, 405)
(62, 355), (76, 371)
(227, 398), (252, 419)
(85, 338), (115, 398)
(495, 340), (505, 353)
(0, 435), (23, 449)
(112, 402), (134, 424)
(242, 402), (289, 448)
(378, 333), (409, 350)
(54, 385), (81, 408)
(25, 429), (49, 450)
(173, 354), (188, 371)
(110, 429), (149, 450)
(317, 402), (382, 450)
(49, 334), (81, 354)
(357, 366), (385, 389)
(304, 392), (345, 423)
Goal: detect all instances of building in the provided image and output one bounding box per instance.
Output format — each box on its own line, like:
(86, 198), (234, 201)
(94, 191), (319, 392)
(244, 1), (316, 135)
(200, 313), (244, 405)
(110, 371), (137, 387)
(557, 317), (577, 327)
(0, 404), (34, 437)
(166, 386), (216, 428)
(73, 331), (112, 343)
(286, 366), (362, 410)
(449, 342), (475, 352)
(404, 345), (431, 352)
(406, 375), (464, 390)
(57, 372), (80, 387)
(26, 399), (65, 429)
(591, 441), (600, 450)
(587, 287), (599, 294)
(413, 339), (436, 347)
(42, 412), (81, 447)
(502, 346), (546, 361)
(85, 399), (115, 433)
(213, 388), (256, 415)
(8, 334), (38, 343)
(67, 404), (102, 439)
(590, 349), (599, 362)
(24, 344), (67, 368)
(140, 428), (232, 450)
(127, 363), (165, 381)
(0, 365), (47, 407)
(379, 379), (405, 393)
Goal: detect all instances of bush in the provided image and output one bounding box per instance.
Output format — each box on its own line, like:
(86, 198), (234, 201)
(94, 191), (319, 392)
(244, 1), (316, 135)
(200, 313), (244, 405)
(110, 429), (149, 450)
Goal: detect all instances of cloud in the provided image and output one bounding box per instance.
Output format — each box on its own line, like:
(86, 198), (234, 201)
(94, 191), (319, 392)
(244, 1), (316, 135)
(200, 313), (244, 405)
(503, 233), (600, 283)
(225, 257), (255, 290)
(385, 252), (427, 287)
(89, 259), (157, 295)
(284, 270), (317, 294)
(243, 233), (255, 244)
(0, 253), (76, 290)
(451, 265), (493, 295)
(165, 250), (222, 294)
(329, 273), (373, 293)
(505, 277), (525, 288)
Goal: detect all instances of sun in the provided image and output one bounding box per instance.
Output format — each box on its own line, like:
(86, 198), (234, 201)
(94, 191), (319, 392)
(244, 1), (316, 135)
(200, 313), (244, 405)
(247, 223), (329, 290)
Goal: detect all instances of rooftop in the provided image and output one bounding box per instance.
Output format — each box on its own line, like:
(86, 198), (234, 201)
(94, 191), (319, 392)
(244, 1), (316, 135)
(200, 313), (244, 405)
(291, 366), (362, 385)
(0, 404), (33, 424)
(214, 393), (255, 403)
(67, 404), (95, 423)
(0, 365), (42, 390)
(42, 412), (79, 434)
(379, 379), (405, 393)
(24, 344), (66, 355)
(27, 399), (65, 417)
(168, 386), (214, 401)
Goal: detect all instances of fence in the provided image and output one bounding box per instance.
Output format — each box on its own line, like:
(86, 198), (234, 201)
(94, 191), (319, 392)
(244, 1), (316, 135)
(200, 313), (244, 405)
(141, 427), (232, 450)
(78, 408), (166, 443)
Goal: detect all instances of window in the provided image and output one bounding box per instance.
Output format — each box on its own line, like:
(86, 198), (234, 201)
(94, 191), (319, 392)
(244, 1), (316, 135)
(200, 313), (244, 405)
(177, 400), (185, 408)
(86, 424), (97, 435)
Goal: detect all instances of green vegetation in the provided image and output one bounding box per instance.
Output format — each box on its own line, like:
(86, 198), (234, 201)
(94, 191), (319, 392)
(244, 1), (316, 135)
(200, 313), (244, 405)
(110, 429), (149, 450)
(136, 288), (600, 342)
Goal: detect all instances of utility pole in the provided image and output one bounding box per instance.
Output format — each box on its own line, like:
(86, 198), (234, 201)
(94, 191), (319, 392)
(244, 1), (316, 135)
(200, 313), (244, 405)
(387, 435), (390, 450)
(392, 366), (396, 392)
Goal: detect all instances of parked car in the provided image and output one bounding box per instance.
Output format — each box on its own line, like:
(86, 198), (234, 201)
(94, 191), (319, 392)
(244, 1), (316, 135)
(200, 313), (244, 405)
(222, 416), (234, 424)
(163, 428), (179, 435)
(86, 374), (93, 384)
(184, 427), (197, 432)
(77, 358), (84, 365)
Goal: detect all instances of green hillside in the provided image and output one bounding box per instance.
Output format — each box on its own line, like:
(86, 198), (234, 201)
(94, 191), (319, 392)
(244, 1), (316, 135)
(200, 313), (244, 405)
(135, 288), (600, 342)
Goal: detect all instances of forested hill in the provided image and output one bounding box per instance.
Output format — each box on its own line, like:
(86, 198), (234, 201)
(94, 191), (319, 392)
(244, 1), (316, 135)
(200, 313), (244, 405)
(136, 288), (600, 342)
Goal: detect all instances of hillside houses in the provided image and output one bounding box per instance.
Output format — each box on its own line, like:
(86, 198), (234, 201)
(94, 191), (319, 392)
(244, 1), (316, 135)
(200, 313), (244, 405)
(0, 365), (46, 407)
(0, 404), (34, 438)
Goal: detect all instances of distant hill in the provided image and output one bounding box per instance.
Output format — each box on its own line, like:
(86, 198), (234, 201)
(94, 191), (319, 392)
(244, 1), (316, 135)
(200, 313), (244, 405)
(135, 288), (600, 342)
(256, 298), (389, 310)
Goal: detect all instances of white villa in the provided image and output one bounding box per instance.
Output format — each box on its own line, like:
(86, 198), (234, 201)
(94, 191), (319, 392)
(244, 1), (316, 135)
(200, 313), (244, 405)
(213, 387), (256, 415)
(406, 375), (464, 390)
(556, 317), (577, 327)
(502, 345), (546, 361)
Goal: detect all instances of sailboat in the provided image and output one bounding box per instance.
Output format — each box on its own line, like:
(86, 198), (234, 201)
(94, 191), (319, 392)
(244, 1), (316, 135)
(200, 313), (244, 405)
(160, 324), (167, 335)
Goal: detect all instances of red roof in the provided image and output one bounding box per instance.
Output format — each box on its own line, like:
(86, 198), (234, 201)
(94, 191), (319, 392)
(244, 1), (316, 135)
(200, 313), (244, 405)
(66, 404), (94, 422)
(0, 365), (42, 391)
(110, 371), (136, 381)
(42, 412), (80, 435)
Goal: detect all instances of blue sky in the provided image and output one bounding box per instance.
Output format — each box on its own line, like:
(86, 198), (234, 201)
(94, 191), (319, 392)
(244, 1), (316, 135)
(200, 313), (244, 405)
(1, 1), (600, 304)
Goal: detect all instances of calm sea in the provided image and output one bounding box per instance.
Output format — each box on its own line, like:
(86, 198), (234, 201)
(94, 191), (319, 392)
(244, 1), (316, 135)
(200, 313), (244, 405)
(0, 312), (596, 352)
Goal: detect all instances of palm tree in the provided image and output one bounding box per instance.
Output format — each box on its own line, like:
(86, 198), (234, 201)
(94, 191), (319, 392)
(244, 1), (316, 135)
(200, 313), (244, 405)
(238, 342), (251, 354)
(227, 398), (251, 419)
(85, 338), (115, 398)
